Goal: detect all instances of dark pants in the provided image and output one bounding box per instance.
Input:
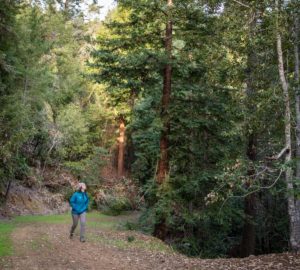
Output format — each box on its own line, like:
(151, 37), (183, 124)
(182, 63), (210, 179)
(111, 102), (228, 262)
(70, 212), (86, 239)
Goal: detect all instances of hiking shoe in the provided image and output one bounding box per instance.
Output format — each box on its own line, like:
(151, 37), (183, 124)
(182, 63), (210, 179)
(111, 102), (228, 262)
(80, 237), (86, 243)
(69, 233), (74, 239)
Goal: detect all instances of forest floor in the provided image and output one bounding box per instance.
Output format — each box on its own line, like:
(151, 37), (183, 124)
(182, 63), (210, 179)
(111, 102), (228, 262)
(0, 211), (300, 270)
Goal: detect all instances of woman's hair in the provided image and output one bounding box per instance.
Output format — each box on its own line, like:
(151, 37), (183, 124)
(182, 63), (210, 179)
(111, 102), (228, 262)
(77, 182), (86, 191)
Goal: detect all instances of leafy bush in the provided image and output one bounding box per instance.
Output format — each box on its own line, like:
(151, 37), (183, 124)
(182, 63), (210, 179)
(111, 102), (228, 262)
(127, 235), (135, 242)
(99, 196), (132, 216)
(56, 104), (90, 161)
(120, 221), (140, 231)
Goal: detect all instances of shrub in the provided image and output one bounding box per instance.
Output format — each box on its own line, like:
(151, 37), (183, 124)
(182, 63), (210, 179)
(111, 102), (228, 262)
(99, 196), (132, 216)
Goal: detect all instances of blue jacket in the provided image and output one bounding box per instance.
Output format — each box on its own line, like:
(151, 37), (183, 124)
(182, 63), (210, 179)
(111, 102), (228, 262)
(69, 191), (89, 215)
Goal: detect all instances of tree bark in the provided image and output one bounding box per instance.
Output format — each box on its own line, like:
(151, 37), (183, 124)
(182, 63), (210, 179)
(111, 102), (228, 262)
(156, 0), (173, 185)
(240, 14), (257, 257)
(276, 0), (299, 252)
(295, 12), (300, 176)
(240, 135), (257, 257)
(293, 6), (300, 252)
(154, 0), (173, 241)
(117, 117), (126, 178)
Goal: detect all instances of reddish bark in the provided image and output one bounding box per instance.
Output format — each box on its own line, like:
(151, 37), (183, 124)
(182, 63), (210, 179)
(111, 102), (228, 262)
(117, 118), (125, 178)
(156, 0), (173, 185)
(154, 0), (173, 241)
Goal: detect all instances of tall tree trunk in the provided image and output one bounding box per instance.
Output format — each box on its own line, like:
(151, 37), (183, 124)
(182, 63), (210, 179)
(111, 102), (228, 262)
(293, 7), (300, 252)
(154, 0), (173, 241)
(240, 16), (257, 257)
(276, 0), (299, 252)
(240, 136), (257, 257)
(117, 117), (125, 178)
(156, 0), (173, 185)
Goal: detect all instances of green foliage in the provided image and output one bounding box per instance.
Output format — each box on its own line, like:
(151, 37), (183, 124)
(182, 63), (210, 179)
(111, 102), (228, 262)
(56, 104), (89, 160)
(122, 221), (140, 231)
(130, 96), (161, 182)
(0, 0), (17, 94)
(62, 186), (75, 202)
(90, 0), (295, 258)
(100, 196), (132, 216)
(80, 147), (109, 185)
(0, 1), (114, 197)
(64, 147), (109, 185)
(127, 235), (135, 242)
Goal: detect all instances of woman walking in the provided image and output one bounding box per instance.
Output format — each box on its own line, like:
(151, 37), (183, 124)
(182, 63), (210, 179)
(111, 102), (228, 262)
(69, 182), (89, 242)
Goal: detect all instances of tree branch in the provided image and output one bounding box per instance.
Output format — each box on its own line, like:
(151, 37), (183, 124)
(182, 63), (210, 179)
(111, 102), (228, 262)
(266, 146), (290, 160)
(231, 0), (250, 8)
(219, 169), (283, 214)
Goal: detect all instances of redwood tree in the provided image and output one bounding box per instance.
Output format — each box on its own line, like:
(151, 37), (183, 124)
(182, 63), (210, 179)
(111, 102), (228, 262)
(117, 116), (126, 178)
(156, 0), (173, 185)
(240, 9), (258, 258)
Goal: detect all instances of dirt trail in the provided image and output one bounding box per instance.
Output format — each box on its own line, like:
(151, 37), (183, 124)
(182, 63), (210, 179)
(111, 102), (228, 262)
(1, 222), (300, 270)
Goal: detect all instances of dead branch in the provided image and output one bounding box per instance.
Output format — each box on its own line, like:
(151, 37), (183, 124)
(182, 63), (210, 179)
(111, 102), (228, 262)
(266, 146), (290, 160)
(219, 169), (283, 214)
(232, 0), (251, 8)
